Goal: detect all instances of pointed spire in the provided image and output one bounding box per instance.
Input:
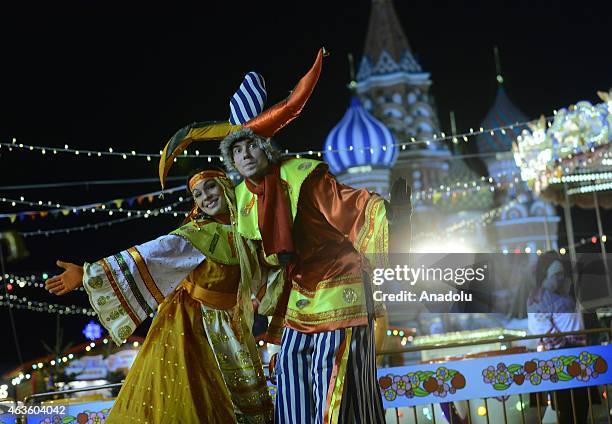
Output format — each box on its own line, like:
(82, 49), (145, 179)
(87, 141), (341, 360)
(347, 53), (357, 90)
(494, 45), (504, 85)
(363, 0), (412, 64)
(357, 0), (422, 81)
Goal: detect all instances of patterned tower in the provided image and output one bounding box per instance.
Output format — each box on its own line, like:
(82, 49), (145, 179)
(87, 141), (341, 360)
(355, 0), (450, 196)
(476, 59), (560, 253)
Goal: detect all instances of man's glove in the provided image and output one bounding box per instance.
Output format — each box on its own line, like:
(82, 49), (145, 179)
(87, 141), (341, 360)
(388, 178), (412, 221)
(386, 178), (413, 255)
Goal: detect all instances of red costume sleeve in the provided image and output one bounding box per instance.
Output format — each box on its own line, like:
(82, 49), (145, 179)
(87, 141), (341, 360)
(301, 165), (373, 245)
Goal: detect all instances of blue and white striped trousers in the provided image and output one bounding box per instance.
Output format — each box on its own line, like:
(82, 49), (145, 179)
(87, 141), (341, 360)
(274, 325), (385, 423)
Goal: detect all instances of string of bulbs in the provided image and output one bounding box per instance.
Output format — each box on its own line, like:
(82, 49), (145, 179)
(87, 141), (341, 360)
(0, 114), (554, 162)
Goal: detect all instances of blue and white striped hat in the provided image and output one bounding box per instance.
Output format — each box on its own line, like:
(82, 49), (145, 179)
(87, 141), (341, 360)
(229, 72), (267, 125)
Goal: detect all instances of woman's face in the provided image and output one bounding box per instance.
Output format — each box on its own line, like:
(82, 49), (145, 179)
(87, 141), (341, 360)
(191, 179), (228, 216)
(543, 260), (566, 292)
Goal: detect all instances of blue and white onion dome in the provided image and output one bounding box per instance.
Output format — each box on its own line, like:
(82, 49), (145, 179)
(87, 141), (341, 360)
(324, 96), (398, 174)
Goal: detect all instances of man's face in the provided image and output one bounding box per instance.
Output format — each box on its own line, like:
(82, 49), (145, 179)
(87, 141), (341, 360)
(232, 138), (270, 179)
(191, 179), (228, 216)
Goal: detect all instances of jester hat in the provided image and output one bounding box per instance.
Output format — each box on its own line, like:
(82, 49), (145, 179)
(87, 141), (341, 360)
(159, 48), (326, 189)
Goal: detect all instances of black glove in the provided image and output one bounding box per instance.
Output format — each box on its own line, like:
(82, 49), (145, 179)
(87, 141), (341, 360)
(387, 178), (412, 223)
(387, 178), (413, 255)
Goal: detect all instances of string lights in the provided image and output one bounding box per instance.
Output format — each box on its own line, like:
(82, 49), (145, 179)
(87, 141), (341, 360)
(9, 336), (141, 387)
(17, 216), (139, 237)
(0, 196), (189, 222)
(0, 293), (95, 316)
(501, 233), (607, 256)
(0, 139), (221, 161)
(444, 199), (520, 234)
(1, 114), (552, 163)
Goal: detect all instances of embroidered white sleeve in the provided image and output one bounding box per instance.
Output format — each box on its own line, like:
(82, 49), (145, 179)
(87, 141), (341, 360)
(133, 234), (206, 297)
(82, 261), (137, 346)
(82, 234), (206, 345)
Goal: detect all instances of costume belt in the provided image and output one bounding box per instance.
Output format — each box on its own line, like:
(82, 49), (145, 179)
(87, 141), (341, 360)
(179, 281), (237, 310)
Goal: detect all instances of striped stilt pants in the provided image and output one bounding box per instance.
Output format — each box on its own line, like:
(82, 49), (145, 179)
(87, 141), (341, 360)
(274, 325), (385, 424)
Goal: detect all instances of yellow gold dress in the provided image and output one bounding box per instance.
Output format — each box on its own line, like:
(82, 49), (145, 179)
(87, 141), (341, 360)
(82, 220), (273, 423)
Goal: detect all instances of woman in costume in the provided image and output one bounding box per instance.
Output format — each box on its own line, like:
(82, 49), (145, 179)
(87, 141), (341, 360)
(527, 251), (588, 424)
(45, 168), (273, 423)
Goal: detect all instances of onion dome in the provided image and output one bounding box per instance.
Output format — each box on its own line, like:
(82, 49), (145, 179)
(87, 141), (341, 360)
(324, 96), (397, 174)
(476, 86), (528, 154)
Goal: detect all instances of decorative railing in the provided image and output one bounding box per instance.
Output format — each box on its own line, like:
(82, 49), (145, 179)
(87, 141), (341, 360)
(3, 328), (611, 423)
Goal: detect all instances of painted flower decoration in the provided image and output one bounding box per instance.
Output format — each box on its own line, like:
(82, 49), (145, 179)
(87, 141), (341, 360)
(483, 366), (496, 384)
(580, 352), (590, 364)
(496, 370), (511, 385)
(530, 373), (542, 385)
(436, 367), (449, 380)
(576, 363), (592, 382)
(384, 388), (397, 401)
(539, 360), (555, 380)
(88, 412), (106, 424)
(408, 373), (419, 388)
(393, 375), (410, 395)
(484, 352), (606, 391)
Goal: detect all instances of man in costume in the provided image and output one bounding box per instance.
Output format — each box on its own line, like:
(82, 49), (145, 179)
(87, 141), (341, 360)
(45, 169), (274, 421)
(217, 48), (412, 424)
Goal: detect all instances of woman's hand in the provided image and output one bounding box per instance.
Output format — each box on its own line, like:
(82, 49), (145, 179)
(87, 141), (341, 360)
(45, 260), (84, 295)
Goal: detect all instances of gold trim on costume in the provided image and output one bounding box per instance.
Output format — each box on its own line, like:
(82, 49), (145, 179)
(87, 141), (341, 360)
(100, 259), (140, 326)
(285, 317), (368, 333)
(127, 247), (164, 304)
(356, 196), (380, 254)
(325, 328), (352, 424)
(285, 305), (366, 324)
(291, 274), (363, 298)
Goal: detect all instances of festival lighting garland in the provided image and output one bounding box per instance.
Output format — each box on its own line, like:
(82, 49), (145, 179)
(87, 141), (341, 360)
(1, 115), (552, 161)
(1, 171), (527, 225)
(8, 337), (144, 387)
(11, 337), (146, 386)
(0, 196), (190, 222)
(443, 199), (520, 235)
(17, 215), (143, 237)
(0, 139), (221, 161)
(0, 185), (184, 216)
(0, 293), (95, 316)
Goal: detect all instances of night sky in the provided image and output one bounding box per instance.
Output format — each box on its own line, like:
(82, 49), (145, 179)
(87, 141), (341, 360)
(1, 1), (610, 373)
